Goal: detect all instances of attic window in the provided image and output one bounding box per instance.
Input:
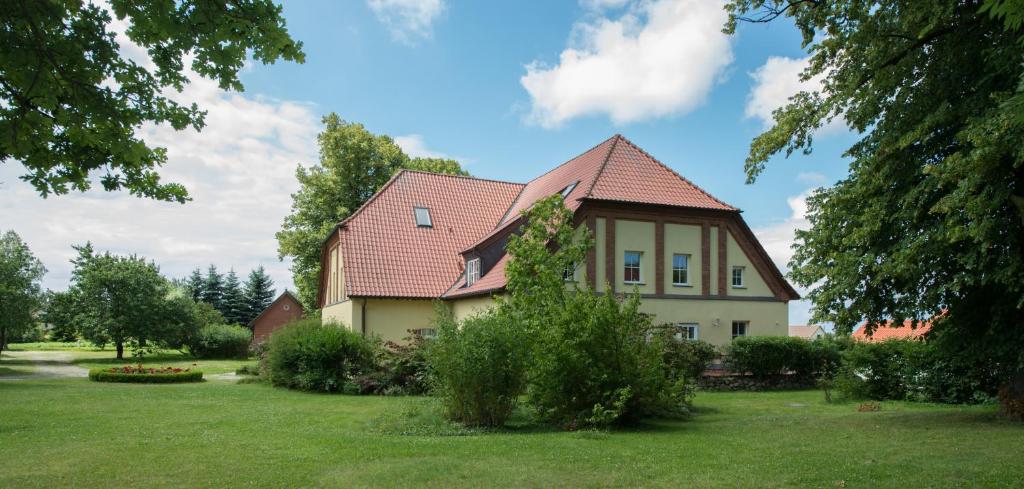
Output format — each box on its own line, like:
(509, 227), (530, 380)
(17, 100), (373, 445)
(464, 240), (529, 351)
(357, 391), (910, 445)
(560, 181), (579, 199)
(413, 207), (432, 227)
(466, 258), (481, 286)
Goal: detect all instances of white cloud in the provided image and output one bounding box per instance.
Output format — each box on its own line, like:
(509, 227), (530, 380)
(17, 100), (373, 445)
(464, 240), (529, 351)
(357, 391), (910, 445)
(367, 0), (445, 44)
(796, 171), (827, 186)
(0, 70), (319, 295)
(520, 0), (733, 128)
(752, 188), (815, 325)
(745, 56), (844, 134)
(394, 134), (449, 159)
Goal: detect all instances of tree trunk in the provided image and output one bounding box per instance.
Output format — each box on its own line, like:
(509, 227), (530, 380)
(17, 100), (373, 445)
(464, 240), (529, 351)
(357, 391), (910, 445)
(115, 341), (124, 360)
(998, 369), (1024, 421)
(0, 327), (6, 357)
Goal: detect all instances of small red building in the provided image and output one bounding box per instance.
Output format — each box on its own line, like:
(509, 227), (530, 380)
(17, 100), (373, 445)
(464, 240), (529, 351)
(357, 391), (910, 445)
(250, 291), (304, 345)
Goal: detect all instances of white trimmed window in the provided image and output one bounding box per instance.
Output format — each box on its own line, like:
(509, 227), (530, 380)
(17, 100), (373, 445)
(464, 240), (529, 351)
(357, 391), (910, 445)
(624, 251), (642, 284)
(414, 328), (437, 340)
(466, 258), (481, 286)
(732, 321), (748, 339)
(731, 266), (745, 288)
(672, 254), (690, 286)
(563, 261), (576, 282)
(675, 323), (699, 341)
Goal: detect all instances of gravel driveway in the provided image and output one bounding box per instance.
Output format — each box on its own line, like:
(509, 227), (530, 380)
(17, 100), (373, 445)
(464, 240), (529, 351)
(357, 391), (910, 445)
(0, 350), (90, 380)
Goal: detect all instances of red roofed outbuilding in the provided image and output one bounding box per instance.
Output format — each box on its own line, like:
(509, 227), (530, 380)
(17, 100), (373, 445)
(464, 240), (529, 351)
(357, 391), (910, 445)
(852, 319), (932, 342)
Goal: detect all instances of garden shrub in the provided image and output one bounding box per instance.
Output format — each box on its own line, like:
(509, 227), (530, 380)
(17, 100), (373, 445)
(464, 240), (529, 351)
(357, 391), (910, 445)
(725, 336), (815, 379)
(89, 367), (203, 383)
(377, 331), (432, 395)
(264, 319), (375, 392)
(189, 324), (251, 359)
(650, 327), (719, 381)
(527, 292), (692, 429)
(428, 309), (529, 427)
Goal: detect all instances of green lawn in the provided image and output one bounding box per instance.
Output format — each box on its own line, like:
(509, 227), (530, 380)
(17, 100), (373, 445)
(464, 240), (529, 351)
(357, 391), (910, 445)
(0, 373), (1021, 488)
(3, 342), (252, 375)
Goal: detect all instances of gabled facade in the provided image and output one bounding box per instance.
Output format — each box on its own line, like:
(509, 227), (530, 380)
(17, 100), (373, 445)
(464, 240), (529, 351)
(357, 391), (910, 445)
(250, 290), (304, 345)
(319, 135), (800, 346)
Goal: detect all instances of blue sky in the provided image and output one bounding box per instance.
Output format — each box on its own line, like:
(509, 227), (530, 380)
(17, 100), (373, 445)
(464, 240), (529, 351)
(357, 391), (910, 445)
(0, 0), (859, 325)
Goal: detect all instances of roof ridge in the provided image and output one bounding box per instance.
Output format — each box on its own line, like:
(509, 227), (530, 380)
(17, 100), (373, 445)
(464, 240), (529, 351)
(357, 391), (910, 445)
(518, 134), (619, 187)
(398, 168), (526, 187)
(611, 135), (738, 211)
(581, 134), (621, 199)
(338, 170), (407, 227)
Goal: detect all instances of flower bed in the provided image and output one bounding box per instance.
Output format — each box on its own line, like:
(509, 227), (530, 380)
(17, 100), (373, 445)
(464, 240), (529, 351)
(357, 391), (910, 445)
(89, 365), (203, 383)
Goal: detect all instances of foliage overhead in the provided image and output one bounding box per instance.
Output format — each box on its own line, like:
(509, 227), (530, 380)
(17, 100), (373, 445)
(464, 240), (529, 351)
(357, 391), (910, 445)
(724, 1), (1024, 375)
(0, 0), (304, 202)
(276, 114), (469, 309)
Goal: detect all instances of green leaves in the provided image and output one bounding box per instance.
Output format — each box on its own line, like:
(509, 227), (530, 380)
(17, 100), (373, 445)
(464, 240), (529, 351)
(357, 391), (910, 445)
(1, 0), (304, 201)
(0, 229), (46, 350)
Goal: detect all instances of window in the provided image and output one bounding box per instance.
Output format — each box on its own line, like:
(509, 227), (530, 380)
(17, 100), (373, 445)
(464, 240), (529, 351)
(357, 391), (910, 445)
(732, 321), (748, 339)
(675, 323), (699, 341)
(731, 266), (745, 288)
(466, 258), (481, 286)
(283, 304), (291, 311)
(624, 251), (642, 283)
(563, 261), (576, 282)
(414, 328), (437, 340)
(413, 207), (432, 227)
(672, 254), (690, 285)
(560, 181), (579, 199)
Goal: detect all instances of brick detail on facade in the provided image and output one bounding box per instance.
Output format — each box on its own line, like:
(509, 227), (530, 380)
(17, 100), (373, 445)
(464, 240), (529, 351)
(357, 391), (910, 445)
(717, 224), (728, 296)
(605, 216), (616, 294)
(655, 219), (665, 295)
(251, 292), (304, 345)
(586, 214), (597, 289)
(701, 222), (711, 296)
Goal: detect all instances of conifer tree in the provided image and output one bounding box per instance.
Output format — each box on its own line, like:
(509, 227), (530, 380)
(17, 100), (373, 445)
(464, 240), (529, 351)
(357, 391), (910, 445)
(201, 265), (224, 313)
(221, 269), (247, 325)
(243, 266), (276, 325)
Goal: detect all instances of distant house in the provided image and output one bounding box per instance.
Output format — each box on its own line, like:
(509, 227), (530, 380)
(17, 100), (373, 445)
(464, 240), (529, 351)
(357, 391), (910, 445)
(317, 135), (800, 346)
(851, 318), (932, 342)
(789, 324), (825, 340)
(250, 291), (304, 345)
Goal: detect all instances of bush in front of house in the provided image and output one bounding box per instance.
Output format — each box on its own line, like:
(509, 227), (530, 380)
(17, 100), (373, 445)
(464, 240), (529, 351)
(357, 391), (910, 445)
(650, 327), (719, 382)
(189, 324), (251, 359)
(725, 336), (816, 379)
(428, 309), (529, 427)
(528, 292), (693, 429)
(89, 366), (203, 383)
(264, 319), (376, 392)
(377, 332), (432, 395)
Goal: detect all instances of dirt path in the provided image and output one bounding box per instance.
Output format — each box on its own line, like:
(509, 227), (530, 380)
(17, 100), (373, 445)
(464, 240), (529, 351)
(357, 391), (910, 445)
(0, 351), (90, 380)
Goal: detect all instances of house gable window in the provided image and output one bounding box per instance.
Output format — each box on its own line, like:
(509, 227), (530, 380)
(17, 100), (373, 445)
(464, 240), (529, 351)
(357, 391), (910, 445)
(731, 266), (745, 288)
(732, 321), (748, 339)
(466, 258), (481, 286)
(672, 254), (690, 286)
(413, 207), (432, 227)
(675, 323), (698, 341)
(624, 251), (642, 284)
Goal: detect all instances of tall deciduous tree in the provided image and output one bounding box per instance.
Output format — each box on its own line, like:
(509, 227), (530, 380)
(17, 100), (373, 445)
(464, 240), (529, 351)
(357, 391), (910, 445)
(243, 266), (275, 325)
(42, 289), (79, 342)
(0, 0), (304, 202)
(724, 0), (1024, 417)
(0, 230), (46, 353)
(277, 114), (469, 309)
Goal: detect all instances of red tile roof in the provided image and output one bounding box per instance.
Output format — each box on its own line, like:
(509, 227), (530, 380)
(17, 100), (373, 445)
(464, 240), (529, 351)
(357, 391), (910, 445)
(339, 170), (523, 298)
(852, 319), (932, 342)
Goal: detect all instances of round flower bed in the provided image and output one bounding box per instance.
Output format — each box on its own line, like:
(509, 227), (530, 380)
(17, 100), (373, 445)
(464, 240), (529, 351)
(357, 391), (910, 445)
(89, 365), (203, 383)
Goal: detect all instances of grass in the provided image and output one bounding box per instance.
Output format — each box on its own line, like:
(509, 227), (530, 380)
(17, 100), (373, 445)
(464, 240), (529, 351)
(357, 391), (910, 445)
(0, 375), (1021, 488)
(3, 342), (250, 375)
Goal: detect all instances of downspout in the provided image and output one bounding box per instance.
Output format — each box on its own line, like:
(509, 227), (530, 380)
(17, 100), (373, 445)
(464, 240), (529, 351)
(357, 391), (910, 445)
(361, 299), (367, 337)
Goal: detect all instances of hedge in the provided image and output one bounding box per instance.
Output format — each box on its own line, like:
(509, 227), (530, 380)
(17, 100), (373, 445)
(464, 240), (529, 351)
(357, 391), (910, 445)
(88, 369), (204, 383)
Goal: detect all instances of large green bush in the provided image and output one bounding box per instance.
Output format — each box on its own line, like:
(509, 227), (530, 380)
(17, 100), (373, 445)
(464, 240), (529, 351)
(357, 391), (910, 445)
(650, 327), (719, 381)
(264, 319), (376, 392)
(377, 332), (432, 395)
(428, 309), (529, 427)
(725, 336), (814, 379)
(189, 324), (251, 359)
(528, 292), (692, 429)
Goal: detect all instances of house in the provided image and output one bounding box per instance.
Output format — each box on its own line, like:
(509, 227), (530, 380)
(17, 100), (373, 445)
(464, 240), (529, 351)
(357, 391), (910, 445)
(789, 324), (826, 339)
(250, 290), (304, 345)
(851, 318), (931, 342)
(318, 135), (800, 346)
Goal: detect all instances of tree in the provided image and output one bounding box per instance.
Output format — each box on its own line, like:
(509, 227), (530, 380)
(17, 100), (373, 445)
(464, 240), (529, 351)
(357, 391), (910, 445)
(0, 1), (304, 202)
(201, 265), (224, 313)
(243, 266), (275, 325)
(724, 0), (1024, 417)
(0, 230), (46, 352)
(220, 269), (246, 325)
(184, 268), (205, 303)
(276, 114), (469, 309)
(42, 289), (78, 342)
(71, 245), (175, 359)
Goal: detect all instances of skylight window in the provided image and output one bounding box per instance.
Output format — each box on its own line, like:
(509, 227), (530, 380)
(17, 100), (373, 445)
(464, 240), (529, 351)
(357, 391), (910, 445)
(560, 181), (579, 199)
(413, 207), (432, 227)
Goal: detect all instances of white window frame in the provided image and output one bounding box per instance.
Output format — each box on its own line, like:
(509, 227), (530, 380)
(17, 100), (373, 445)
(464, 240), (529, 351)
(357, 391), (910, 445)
(623, 251), (642, 284)
(414, 328), (437, 340)
(466, 258), (481, 286)
(675, 323), (699, 341)
(732, 321), (748, 339)
(672, 253), (691, 286)
(563, 261), (576, 282)
(731, 266), (745, 288)
(413, 207), (433, 227)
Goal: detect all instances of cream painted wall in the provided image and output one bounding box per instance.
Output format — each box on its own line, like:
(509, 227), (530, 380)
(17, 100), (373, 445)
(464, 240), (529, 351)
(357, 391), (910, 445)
(726, 230), (773, 297)
(595, 217), (606, 292)
(614, 219), (656, 294)
(363, 299), (437, 343)
(663, 223), (701, 295)
(322, 298), (358, 333)
(639, 298), (788, 347)
(449, 295), (498, 322)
